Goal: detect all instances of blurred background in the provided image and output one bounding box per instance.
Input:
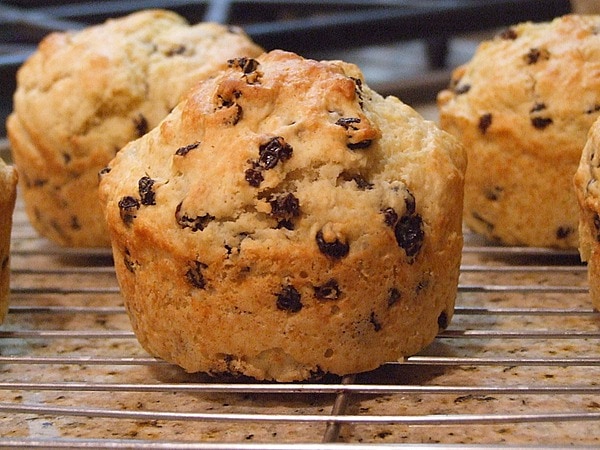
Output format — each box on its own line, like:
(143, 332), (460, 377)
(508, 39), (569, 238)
(0, 0), (581, 137)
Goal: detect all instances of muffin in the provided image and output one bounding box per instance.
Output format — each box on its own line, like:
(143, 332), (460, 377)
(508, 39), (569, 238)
(98, 50), (466, 381)
(438, 14), (600, 248)
(6, 9), (263, 247)
(0, 158), (17, 324)
(575, 117), (600, 310)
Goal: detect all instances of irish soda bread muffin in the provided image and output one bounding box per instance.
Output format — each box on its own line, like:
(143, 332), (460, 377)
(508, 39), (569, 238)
(438, 14), (600, 248)
(575, 118), (600, 310)
(0, 158), (17, 324)
(99, 50), (466, 381)
(7, 9), (263, 247)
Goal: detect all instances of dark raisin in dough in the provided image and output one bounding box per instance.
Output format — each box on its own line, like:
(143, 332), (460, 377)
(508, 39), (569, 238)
(394, 214), (424, 258)
(228, 56), (259, 74)
(269, 193), (300, 221)
(186, 261), (208, 289)
(478, 113), (492, 134)
(258, 136), (293, 169)
(594, 213), (600, 242)
(133, 114), (148, 137)
(118, 196), (140, 225)
(530, 102), (546, 113)
(138, 176), (156, 206)
(175, 202), (214, 232)
(454, 84), (471, 95)
(556, 226), (574, 240)
(315, 230), (349, 259)
(525, 47), (550, 65)
(314, 279), (341, 300)
(382, 207), (399, 227)
(531, 117), (553, 129)
(244, 167), (263, 187)
(387, 288), (401, 307)
(437, 311), (449, 329)
(499, 27), (518, 40)
(175, 142), (200, 156)
(370, 312), (382, 332)
(276, 285), (302, 312)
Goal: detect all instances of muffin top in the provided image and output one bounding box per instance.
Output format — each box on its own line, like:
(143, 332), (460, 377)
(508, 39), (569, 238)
(10, 9), (264, 176)
(438, 14), (600, 162)
(99, 49), (466, 269)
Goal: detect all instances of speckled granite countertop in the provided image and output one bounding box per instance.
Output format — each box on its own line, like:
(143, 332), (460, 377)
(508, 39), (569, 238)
(1, 131), (599, 448)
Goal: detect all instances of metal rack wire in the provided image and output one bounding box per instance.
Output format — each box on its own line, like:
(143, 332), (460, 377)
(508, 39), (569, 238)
(1, 138), (600, 447)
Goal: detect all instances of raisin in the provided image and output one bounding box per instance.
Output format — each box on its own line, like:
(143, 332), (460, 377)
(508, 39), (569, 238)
(530, 102), (546, 113)
(498, 27), (518, 40)
(62, 152), (71, 164)
(594, 213), (600, 242)
(347, 140), (372, 150)
(350, 76), (364, 107)
(118, 196), (140, 225)
(175, 141), (200, 156)
(382, 207), (399, 227)
(370, 312), (382, 332)
(269, 193), (300, 220)
(454, 84), (471, 95)
(165, 44), (186, 56)
(387, 288), (401, 307)
(133, 114), (148, 137)
(186, 261), (208, 289)
(175, 202), (214, 232)
(438, 311), (449, 329)
(484, 186), (503, 201)
(258, 137), (293, 169)
(138, 176), (156, 206)
(228, 57), (259, 74)
(405, 190), (416, 215)
(276, 285), (302, 312)
(394, 214), (424, 258)
(531, 117), (553, 129)
(244, 167), (264, 187)
(335, 117), (373, 150)
(316, 230), (349, 259)
(478, 113), (492, 134)
(352, 175), (373, 190)
(70, 216), (81, 230)
(98, 167), (111, 178)
(276, 219), (294, 230)
(556, 226), (573, 240)
(525, 47), (549, 65)
(314, 279), (341, 300)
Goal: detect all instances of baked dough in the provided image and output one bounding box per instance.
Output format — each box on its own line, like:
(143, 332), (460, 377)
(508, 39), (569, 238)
(575, 116), (600, 310)
(0, 158), (17, 324)
(7, 9), (263, 247)
(99, 50), (466, 381)
(438, 14), (600, 248)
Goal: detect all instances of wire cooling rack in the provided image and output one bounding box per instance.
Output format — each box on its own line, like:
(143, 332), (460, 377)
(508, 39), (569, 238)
(0, 137), (599, 448)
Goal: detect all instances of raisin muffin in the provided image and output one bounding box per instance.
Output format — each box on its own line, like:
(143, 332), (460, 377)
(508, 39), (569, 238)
(6, 9), (263, 247)
(0, 158), (17, 324)
(99, 50), (466, 381)
(575, 117), (600, 310)
(438, 14), (600, 248)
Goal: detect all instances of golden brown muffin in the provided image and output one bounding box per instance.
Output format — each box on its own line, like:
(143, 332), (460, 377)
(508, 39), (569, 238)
(438, 14), (600, 248)
(7, 9), (263, 247)
(0, 158), (17, 324)
(575, 117), (600, 310)
(98, 50), (466, 381)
